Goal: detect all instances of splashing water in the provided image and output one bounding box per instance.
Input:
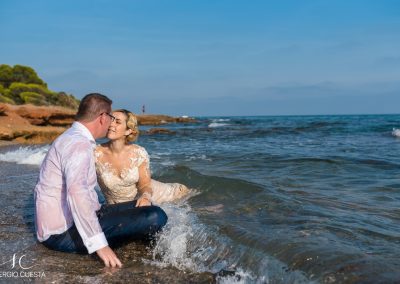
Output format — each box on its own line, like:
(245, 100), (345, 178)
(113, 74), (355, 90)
(0, 145), (49, 166)
(392, 128), (400, 137)
(149, 202), (310, 284)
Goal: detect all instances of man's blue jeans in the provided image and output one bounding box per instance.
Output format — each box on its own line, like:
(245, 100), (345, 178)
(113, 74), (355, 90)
(42, 201), (168, 254)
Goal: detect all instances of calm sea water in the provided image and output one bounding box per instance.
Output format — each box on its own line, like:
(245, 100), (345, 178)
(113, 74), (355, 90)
(1, 114), (400, 283)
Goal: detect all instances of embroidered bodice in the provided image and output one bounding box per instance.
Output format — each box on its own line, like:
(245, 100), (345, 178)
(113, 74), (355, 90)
(95, 145), (150, 204)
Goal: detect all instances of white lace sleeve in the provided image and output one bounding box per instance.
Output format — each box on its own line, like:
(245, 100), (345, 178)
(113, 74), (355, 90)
(136, 146), (152, 196)
(136, 146), (150, 168)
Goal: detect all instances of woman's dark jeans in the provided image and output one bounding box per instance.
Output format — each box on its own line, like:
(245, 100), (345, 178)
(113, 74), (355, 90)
(42, 201), (168, 254)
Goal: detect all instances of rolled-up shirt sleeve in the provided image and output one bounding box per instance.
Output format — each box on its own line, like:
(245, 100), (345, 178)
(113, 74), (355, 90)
(63, 141), (108, 254)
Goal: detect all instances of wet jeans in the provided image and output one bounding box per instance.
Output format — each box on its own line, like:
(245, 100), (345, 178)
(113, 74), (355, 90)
(42, 201), (168, 254)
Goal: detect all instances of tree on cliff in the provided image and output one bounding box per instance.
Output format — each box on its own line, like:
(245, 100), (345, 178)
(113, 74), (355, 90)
(0, 64), (79, 109)
(0, 64), (45, 88)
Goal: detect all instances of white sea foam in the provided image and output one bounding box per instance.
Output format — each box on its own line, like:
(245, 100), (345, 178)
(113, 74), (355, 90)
(209, 118), (231, 128)
(392, 128), (400, 137)
(150, 153), (162, 159)
(150, 151), (174, 159)
(216, 269), (260, 284)
(0, 145), (49, 166)
(185, 154), (212, 161)
(150, 157), (176, 176)
(208, 122), (229, 128)
(148, 201), (310, 284)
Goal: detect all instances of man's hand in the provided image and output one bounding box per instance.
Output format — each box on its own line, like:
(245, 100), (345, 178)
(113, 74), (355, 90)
(136, 196), (151, 207)
(96, 246), (122, 268)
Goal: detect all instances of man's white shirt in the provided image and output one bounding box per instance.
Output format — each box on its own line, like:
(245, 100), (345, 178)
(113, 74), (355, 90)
(34, 122), (108, 254)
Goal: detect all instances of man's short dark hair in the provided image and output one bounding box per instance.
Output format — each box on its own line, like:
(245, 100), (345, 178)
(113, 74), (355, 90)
(75, 93), (112, 122)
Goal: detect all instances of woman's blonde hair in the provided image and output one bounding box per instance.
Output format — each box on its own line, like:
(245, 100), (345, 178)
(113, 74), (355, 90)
(113, 109), (139, 143)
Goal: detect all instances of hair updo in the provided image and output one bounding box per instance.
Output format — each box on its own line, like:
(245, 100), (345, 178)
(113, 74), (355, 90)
(113, 109), (139, 143)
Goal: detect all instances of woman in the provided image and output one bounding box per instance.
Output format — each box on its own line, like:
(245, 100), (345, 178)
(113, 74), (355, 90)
(95, 109), (189, 206)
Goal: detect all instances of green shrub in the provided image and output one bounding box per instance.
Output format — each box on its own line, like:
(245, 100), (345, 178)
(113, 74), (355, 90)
(0, 65), (14, 88)
(19, 91), (47, 106)
(9, 82), (52, 104)
(2, 89), (14, 101)
(0, 94), (15, 104)
(0, 64), (79, 109)
(9, 82), (31, 104)
(0, 84), (4, 94)
(52, 92), (80, 108)
(11, 65), (45, 86)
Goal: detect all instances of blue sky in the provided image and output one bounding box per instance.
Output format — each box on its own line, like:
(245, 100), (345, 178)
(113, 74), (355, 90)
(1, 0), (399, 116)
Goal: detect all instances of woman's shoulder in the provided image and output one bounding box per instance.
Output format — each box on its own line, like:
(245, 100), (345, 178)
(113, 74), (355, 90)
(128, 143), (146, 152)
(127, 144), (149, 158)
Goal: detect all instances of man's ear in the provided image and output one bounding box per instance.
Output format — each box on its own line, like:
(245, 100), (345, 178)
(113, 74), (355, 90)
(99, 113), (106, 125)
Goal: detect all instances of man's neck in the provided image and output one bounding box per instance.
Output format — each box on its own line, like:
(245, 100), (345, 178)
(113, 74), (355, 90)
(79, 120), (99, 139)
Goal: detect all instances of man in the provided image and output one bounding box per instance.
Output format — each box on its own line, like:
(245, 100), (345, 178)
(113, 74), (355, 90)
(34, 93), (167, 268)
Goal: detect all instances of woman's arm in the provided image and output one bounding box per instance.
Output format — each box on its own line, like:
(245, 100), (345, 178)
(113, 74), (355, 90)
(136, 150), (153, 207)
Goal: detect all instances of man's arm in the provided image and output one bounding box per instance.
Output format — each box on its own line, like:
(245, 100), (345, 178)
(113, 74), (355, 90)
(63, 141), (122, 267)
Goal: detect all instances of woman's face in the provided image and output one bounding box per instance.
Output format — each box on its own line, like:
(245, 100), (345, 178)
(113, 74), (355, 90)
(107, 111), (131, 141)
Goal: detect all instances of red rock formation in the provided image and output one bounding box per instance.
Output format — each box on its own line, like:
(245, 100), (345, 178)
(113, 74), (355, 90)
(0, 103), (196, 144)
(136, 114), (196, 125)
(142, 128), (177, 135)
(0, 103), (73, 143)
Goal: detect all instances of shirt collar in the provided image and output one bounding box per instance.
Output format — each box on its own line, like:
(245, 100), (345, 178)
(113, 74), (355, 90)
(72, 121), (96, 146)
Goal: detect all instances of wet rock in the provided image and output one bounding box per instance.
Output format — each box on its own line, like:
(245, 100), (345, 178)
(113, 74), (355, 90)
(15, 105), (76, 126)
(143, 128), (177, 135)
(137, 114), (197, 125)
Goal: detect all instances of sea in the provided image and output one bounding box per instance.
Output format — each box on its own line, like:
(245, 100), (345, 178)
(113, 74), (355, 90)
(0, 114), (399, 283)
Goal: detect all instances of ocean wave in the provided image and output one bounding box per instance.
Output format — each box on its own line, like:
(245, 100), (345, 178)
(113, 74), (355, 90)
(0, 145), (49, 166)
(208, 118), (231, 128)
(156, 165), (264, 198)
(185, 154), (212, 162)
(392, 128), (400, 137)
(292, 123), (344, 133)
(208, 122), (229, 128)
(214, 119), (231, 122)
(241, 122), (347, 137)
(149, 201), (310, 283)
(0, 145), (180, 169)
(280, 157), (340, 164)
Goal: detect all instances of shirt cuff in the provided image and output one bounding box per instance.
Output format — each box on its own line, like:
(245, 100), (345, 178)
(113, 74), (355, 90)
(84, 232), (108, 254)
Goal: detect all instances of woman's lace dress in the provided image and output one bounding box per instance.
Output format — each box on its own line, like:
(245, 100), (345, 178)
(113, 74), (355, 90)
(95, 145), (188, 205)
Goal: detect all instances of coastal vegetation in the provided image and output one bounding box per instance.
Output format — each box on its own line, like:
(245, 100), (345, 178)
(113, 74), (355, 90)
(0, 64), (79, 109)
(0, 64), (196, 144)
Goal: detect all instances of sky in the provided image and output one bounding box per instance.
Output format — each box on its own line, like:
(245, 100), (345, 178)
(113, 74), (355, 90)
(1, 0), (400, 116)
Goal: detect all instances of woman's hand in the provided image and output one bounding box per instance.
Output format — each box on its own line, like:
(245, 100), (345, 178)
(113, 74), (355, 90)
(136, 196), (151, 207)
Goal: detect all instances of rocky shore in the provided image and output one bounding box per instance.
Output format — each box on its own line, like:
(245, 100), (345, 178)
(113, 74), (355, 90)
(0, 103), (196, 144)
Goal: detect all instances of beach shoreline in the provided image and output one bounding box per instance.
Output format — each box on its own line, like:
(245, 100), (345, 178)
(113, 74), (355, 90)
(1, 114), (400, 282)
